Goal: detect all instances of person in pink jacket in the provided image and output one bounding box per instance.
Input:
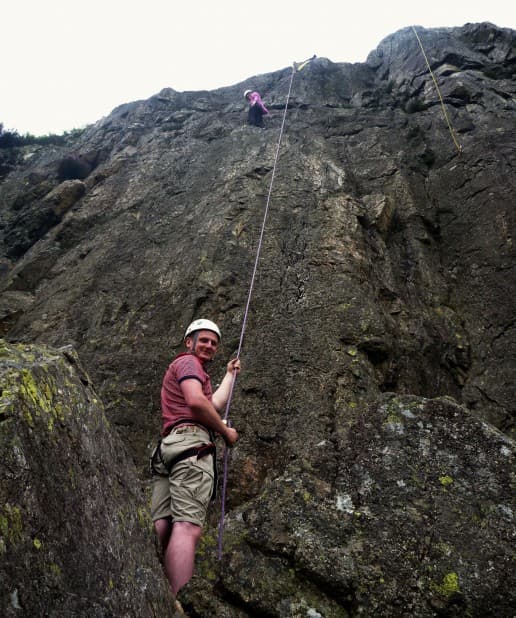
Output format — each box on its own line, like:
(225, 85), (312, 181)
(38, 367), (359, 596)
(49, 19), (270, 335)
(244, 89), (269, 128)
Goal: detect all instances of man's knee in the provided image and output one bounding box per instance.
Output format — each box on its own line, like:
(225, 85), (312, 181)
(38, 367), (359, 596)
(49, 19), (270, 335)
(174, 521), (202, 542)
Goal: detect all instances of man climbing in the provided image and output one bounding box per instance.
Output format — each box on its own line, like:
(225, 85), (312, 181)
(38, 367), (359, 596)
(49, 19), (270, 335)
(244, 89), (269, 128)
(150, 319), (240, 613)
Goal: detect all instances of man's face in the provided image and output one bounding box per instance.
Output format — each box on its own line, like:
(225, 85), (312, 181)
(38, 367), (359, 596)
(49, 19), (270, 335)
(186, 329), (219, 363)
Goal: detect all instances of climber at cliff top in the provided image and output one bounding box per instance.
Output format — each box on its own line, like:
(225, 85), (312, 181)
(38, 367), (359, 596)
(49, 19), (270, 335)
(244, 89), (269, 128)
(150, 319), (240, 611)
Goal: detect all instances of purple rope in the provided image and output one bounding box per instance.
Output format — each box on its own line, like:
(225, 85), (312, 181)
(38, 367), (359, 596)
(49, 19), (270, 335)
(217, 64), (297, 560)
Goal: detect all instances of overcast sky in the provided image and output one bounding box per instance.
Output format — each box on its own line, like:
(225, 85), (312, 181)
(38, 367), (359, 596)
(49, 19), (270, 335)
(1, 0), (514, 136)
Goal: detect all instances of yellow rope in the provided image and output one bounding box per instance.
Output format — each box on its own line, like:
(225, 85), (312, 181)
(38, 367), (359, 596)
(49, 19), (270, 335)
(294, 55), (316, 73)
(411, 26), (463, 154)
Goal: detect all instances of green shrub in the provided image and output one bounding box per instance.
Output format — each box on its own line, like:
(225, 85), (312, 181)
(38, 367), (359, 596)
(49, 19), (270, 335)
(0, 123), (86, 149)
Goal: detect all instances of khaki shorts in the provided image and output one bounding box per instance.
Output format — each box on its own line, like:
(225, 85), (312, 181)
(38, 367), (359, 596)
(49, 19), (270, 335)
(150, 426), (214, 527)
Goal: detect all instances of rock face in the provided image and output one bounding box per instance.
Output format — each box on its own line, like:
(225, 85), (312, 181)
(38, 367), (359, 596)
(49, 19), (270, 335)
(215, 395), (514, 617)
(0, 21), (514, 616)
(0, 341), (175, 617)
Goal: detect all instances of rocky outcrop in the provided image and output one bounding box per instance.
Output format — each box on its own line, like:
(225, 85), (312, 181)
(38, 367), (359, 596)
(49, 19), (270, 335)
(213, 395), (514, 617)
(0, 340), (175, 617)
(0, 21), (514, 616)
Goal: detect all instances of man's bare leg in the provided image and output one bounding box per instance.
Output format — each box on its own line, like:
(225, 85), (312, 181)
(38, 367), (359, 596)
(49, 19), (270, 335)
(163, 521), (202, 597)
(154, 517), (172, 551)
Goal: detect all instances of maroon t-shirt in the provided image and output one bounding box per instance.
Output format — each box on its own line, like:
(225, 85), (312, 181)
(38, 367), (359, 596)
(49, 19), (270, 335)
(160, 352), (213, 435)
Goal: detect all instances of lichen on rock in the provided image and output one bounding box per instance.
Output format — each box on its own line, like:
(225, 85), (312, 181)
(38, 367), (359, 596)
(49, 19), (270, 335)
(0, 340), (174, 617)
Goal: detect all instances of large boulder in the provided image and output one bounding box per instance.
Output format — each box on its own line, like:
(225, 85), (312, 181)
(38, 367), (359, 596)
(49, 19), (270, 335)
(208, 395), (514, 616)
(0, 340), (174, 617)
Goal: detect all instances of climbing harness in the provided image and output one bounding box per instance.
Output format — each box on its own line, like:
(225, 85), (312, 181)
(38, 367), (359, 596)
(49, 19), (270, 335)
(151, 419), (218, 499)
(411, 26), (463, 154)
(217, 56), (314, 560)
(150, 439), (216, 475)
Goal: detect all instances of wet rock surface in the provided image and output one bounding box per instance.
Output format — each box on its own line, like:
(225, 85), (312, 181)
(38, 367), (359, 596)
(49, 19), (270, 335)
(0, 22), (514, 616)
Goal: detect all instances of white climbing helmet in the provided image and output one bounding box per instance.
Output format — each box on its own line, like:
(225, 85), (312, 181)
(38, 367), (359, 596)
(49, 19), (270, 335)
(184, 319), (221, 341)
(244, 89), (252, 98)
